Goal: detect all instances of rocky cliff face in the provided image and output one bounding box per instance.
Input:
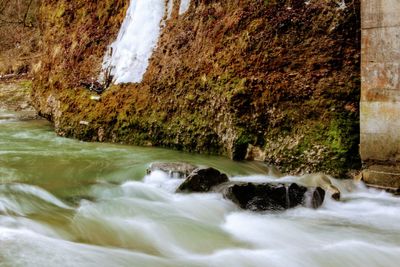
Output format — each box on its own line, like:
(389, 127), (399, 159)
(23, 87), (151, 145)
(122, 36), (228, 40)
(32, 0), (361, 177)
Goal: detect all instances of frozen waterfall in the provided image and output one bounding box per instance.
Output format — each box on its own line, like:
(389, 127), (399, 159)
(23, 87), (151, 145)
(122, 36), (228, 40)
(100, 0), (191, 85)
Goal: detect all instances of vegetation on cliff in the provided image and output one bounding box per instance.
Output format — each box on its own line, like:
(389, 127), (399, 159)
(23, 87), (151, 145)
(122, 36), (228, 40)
(32, 0), (361, 177)
(0, 0), (40, 75)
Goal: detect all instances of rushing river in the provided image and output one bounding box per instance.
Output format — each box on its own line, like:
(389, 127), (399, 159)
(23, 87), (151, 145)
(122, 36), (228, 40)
(1, 110), (400, 267)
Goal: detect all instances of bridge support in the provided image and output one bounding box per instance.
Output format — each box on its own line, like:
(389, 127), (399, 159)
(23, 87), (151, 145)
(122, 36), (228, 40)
(361, 0), (400, 188)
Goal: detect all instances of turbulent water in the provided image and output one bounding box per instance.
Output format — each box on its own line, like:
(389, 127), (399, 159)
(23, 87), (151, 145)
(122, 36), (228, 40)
(1, 110), (400, 267)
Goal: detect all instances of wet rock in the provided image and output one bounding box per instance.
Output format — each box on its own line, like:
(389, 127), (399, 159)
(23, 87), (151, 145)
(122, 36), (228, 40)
(98, 127), (105, 142)
(296, 173), (340, 200)
(221, 182), (325, 211)
(176, 167), (229, 193)
(147, 162), (198, 179)
(330, 190), (340, 201)
(310, 186), (325, 208)
(80, 80), (105, 94)
(245, 145), (266, 161)
(171, 166), (327, 211)
(288, 183), (308, 208)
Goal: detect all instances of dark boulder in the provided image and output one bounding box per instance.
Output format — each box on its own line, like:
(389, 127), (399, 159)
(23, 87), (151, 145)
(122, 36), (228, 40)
(147, 162), (198, 179)
(288, 183), (308, 208)
(176, 167), (229, 193)
(221, 182), (325, 211)
(172, 166), (326, 211)
(310, 186), (325, 208)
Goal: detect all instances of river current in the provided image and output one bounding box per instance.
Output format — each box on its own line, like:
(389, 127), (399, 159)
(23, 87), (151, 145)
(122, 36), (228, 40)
(0, 110), (399, 267)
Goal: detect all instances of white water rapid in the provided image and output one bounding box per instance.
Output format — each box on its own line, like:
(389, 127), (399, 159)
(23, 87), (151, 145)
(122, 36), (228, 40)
(1, 110), (400, 266)
(100, 0), (191, 84)
(1, 170), (400, 267)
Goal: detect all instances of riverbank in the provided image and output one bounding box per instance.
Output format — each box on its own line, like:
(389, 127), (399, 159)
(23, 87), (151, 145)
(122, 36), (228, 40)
(0, 77), (39, 120)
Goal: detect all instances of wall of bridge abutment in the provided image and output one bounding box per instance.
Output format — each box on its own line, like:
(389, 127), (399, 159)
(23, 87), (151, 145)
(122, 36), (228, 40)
(360, 0), (400, 188)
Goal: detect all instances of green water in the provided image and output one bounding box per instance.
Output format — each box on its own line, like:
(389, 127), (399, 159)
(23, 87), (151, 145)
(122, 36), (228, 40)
(0, 110), (266, 198)
(1, 110), (400, 267)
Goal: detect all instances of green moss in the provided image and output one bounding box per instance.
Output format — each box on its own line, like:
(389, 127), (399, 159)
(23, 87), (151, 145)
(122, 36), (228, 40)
(231, 128), (256, 160)
(54, 3), (66, 19)
(19, 80), (32, 90)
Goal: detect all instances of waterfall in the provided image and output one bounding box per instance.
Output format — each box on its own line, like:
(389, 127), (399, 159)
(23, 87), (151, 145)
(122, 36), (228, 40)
(100, 0), (191, 85)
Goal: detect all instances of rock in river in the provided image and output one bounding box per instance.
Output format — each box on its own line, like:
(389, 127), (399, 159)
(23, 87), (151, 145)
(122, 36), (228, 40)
(176, 167), (229, 192)
(171, 165), (327, 211)
(221, 182), (325, 211)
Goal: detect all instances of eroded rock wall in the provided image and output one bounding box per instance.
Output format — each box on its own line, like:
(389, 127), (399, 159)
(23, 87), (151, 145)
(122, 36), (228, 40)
(32, 0), (361, 177)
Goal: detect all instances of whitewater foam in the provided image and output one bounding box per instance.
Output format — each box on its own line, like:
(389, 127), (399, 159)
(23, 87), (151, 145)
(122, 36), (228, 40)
(2, 113), (400, 266)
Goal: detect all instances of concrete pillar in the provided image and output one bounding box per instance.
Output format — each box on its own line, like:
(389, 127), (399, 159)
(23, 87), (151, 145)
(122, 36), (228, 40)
(361, 0), (400, 187)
